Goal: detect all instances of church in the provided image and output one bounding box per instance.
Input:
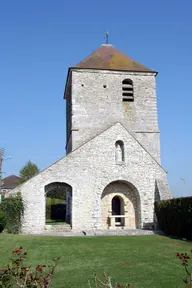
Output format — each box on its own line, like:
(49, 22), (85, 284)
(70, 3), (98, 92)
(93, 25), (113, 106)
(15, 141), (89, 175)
(10, 43), (171, 234)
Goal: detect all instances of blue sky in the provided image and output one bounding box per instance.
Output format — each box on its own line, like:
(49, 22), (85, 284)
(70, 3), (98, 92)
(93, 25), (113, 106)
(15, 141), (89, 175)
(1, 0), (191, 197)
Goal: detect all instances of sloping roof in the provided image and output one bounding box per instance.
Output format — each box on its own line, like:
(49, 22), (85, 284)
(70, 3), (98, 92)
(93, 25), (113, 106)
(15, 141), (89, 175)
(1, 175), (20, 190)
(7, 123), (167, 196)
(73, 44), (155, 73)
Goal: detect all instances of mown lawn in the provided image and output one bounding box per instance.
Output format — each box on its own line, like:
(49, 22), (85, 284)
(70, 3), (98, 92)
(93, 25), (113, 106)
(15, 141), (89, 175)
(0, 234), (191, 288)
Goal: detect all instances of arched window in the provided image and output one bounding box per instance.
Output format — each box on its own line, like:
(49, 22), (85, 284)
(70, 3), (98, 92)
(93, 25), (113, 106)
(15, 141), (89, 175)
(115, 140), (125, 163)
(122, 79), (134, 101)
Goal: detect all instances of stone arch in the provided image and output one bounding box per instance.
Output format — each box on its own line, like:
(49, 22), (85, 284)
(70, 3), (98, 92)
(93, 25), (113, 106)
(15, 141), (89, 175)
(44, 182), (72, 227)
(101, 180), (141, 229)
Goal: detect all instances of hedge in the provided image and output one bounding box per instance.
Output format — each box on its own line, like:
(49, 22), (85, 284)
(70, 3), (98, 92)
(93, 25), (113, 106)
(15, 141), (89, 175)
(155, 197), (192, 240)
(46, 203), (66, 222)
(0, 210), (6, 232)
(51, 203), (66, 221)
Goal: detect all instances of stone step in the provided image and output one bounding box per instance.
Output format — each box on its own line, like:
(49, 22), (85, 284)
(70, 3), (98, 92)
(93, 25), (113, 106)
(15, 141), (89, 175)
(45, 224), (71, 232)
(85, 229), (156, 236)
(38, 229), (161, 237)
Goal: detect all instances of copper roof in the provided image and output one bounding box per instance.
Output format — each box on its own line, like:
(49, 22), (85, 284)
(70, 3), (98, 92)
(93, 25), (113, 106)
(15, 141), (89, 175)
(1, 175), (20, 190)
(73, 44), (155, 73)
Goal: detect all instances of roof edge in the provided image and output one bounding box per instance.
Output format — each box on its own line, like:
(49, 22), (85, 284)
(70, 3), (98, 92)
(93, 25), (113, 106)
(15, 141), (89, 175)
(63, 68), (71, 99)
(7, 122), (167, 195)
(119, 123), (167, 173)
(69, 66), (158, 75)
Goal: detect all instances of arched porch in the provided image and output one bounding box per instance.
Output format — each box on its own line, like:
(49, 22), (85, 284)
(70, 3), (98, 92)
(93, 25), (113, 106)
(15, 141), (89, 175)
(44, 182), (72, 228)
(101, 180), (141, 229)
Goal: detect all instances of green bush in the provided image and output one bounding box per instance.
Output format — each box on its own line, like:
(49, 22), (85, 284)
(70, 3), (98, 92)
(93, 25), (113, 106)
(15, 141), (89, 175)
(0, 193), (24, 234)
(0, 210), (6, 233)
(155, 197), (192, 240)
(46, 197), (63, 205)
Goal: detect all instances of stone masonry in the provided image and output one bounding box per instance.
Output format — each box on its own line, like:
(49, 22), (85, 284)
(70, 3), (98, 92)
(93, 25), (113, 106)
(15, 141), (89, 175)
(66, 70), (160, 162)
(9, 44), (171, 234)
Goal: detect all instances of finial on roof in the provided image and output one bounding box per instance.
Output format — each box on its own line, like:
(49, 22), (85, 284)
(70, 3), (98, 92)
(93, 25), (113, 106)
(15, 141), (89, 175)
(105, 32), (109, 44)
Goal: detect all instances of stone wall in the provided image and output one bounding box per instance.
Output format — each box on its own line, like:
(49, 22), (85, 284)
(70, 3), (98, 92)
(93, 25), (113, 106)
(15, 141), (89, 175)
(9, 123), (171, 234)
(69, 69), (160, 161)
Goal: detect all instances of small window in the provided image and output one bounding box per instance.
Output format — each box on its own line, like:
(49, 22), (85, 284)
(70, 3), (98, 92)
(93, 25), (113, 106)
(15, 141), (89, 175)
(122, 79), (134, 101)
(115, 140), (125, 163)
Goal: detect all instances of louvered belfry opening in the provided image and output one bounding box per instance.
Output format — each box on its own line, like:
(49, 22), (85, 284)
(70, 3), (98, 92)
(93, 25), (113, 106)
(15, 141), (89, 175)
(122, 79), (134, 101)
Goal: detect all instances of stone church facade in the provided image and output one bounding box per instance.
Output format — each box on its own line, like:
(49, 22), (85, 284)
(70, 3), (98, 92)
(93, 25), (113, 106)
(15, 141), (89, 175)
(10, 44), (171, 234)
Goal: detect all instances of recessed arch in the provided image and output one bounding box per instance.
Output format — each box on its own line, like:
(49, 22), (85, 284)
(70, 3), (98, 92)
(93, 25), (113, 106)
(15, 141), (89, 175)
(101, 180), (141, 229)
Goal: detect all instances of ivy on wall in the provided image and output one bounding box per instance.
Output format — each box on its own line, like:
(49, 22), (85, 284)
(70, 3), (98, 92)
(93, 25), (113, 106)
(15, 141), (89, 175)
(0, 192), (24, 234)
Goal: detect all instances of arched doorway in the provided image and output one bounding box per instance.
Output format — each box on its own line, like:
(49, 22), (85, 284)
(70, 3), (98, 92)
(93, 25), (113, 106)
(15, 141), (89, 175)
(101, 180), (141, 229)
(112, 196), (121, 215)
(112, 196), (125, 227)
(44, 182), (72, 227)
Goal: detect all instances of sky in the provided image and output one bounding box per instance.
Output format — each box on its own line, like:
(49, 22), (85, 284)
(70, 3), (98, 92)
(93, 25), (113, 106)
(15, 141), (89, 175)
(0, 0), (192, 197)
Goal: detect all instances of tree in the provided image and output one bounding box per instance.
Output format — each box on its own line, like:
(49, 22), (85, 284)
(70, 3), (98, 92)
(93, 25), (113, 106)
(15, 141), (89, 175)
(19, 160), (40, 183)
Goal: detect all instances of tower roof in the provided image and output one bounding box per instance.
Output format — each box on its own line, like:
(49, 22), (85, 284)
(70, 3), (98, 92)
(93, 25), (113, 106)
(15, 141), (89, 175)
(73, 44), (156, 73)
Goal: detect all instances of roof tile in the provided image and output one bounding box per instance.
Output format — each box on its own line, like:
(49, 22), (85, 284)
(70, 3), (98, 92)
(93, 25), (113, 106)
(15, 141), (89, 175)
(1, 175), (20, 190)
(73, 44), (155, 72)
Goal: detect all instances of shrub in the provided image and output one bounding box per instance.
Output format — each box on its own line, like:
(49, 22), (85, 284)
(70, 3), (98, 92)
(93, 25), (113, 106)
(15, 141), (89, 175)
(89, 272), (131, 288)
(155, 197), (192, 240)
(46, 197), (63, 205)
(176, 249), (192, 287)
(0, 246), (60, 287)
(0, 210), (6, 233)
(0, 192), (24, 234)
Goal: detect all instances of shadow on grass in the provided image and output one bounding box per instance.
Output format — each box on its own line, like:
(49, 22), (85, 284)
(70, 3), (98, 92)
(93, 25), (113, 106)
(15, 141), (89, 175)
(153, 230), (192, 243)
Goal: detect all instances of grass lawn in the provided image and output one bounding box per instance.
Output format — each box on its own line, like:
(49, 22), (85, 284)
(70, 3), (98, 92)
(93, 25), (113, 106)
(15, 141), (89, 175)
(46, 197), (65, 205)
(46, 219), (66, 225)
(0, 234), (191, 288)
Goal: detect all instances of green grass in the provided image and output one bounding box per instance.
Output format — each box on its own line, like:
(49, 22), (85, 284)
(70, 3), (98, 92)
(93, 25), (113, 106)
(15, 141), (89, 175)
(0, 234), (191, 288)
(45, 219), (66, 225)
(46, 197), (64, 205)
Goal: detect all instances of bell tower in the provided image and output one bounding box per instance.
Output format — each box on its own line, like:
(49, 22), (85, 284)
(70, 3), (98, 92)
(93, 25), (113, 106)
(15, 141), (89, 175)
(64, 44), (160, 163)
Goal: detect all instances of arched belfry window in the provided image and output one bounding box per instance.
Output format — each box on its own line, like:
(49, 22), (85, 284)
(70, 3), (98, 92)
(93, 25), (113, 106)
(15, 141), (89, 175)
(115, 140), (125, 163)
(122, 79), (134, 101)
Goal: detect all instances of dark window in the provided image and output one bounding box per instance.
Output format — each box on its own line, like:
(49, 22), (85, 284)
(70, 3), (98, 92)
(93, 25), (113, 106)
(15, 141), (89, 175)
(122, 79), (134, 101)
(112, 196), (121, 215)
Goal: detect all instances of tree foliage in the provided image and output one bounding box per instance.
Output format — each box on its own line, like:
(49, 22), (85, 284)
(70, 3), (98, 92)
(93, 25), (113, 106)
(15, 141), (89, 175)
(19, 160), (40, 183)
